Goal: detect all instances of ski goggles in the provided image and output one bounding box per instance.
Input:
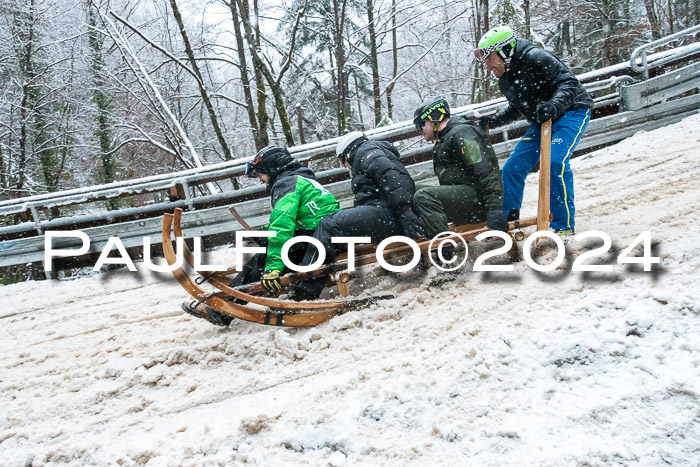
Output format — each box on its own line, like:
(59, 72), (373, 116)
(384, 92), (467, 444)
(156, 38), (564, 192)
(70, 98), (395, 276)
(413, 116), (425, 132)
(473, 35), (514, 62)
(245, 160), (258, 177)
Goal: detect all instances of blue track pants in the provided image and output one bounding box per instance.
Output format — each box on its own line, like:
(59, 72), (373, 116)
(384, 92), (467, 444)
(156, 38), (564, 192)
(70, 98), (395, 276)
(502, 108), (590, 230)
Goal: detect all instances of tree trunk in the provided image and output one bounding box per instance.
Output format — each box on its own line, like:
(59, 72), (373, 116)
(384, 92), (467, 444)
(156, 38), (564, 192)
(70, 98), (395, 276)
(386, 0), (397, 120)
(644, 0), (662, 40)
(227, 0), (263, 149)
(353, 73), (364, 128)
(562, 19), (571, 56)
(240, 0), (269, 147)
(523, 0), (531, 39)
(237, 0), (295, 146)
(0, 141), (5, 193)
(169, 0), (232, 160)
(296, 104), (306, 145)
(366, 0), (381, 126)
(601, 0), (616, 67)
(473, 0), (490, 101)
(87, 2), (119, 210)
(332, 0), (348, 134)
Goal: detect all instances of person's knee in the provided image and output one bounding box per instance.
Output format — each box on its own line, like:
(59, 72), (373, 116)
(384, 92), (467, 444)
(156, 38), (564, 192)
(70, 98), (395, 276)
(502, 157), (530, 180)
(414, 188), (437, 211)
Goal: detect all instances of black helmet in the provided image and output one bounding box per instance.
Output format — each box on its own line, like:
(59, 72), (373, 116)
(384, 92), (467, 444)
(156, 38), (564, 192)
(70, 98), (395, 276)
(245, 145), (300, 183)
(413, 96), (450, 131)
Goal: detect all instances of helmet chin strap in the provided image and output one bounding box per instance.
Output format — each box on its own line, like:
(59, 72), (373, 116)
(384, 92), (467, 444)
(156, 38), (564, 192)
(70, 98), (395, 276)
(430, 120), (443, 142)
(498, 47), (514, 72)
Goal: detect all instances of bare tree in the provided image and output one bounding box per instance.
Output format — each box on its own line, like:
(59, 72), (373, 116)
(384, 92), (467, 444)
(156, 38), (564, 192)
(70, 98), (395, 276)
(644, 0), (661, 40)
(235, 0), (306, 146)
(385, 0), (398, 121)
(167, 0), (232, 160)
(222, 0), (264, 149)
(366, 0), (381, 125)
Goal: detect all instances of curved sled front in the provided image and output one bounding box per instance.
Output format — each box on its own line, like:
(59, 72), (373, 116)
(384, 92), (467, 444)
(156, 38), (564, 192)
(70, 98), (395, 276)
(163, 213), (370, 327)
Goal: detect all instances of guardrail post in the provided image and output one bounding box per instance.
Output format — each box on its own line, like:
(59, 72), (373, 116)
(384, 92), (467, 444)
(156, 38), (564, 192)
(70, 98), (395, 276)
(29, 205), (43, 235)
(168, 182), (195, 211)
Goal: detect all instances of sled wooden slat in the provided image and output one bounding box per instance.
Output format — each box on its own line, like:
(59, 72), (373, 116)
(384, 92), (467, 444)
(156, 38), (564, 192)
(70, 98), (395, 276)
(207, 276), (344, 311)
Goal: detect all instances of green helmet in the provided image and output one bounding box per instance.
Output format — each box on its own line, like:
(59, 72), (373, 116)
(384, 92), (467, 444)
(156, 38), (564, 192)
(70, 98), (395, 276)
(413, 96), (450, 131)
(475, 26), (516, 62)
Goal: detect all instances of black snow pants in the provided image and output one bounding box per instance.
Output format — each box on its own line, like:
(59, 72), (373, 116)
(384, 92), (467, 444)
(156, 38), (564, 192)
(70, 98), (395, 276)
(229, 230), (313, 288)
(292, 205), (403, 300)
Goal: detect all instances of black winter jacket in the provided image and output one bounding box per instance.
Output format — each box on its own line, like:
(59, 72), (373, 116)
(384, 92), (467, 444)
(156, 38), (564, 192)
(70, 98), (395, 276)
(347, 140), (416, 214)
(492, 38), (593, 126)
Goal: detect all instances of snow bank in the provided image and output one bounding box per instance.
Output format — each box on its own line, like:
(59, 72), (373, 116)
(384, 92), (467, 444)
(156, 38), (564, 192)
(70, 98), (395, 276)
(1, 113), (699, 466)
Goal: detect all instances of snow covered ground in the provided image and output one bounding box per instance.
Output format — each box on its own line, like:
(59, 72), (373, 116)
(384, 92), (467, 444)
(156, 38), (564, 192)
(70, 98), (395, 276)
(1, 114), (699, 466)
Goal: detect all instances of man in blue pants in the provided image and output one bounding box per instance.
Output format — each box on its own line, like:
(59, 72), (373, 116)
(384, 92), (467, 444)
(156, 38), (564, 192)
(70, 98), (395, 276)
(475, 26), (592, 235)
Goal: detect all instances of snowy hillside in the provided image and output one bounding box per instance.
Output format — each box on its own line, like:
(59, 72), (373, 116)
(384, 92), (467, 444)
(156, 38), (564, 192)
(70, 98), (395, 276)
(1, 114), (699, 466)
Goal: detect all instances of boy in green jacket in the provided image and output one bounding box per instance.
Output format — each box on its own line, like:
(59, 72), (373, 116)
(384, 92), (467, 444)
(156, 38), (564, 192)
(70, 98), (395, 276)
(182, 145), (341, 326)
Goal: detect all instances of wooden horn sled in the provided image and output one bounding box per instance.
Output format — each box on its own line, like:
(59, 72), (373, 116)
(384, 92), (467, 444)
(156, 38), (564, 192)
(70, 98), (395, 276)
(163, 207), (544, 327)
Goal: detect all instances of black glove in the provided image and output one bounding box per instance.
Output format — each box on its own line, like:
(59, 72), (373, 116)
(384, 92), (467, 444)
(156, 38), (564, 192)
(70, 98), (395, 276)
(398, 209), (425, 239)
(261, 269), (282, 292)
(535, 102), (557, 124)
(478, 116), (496, 131)
(486, 210), (509, 232)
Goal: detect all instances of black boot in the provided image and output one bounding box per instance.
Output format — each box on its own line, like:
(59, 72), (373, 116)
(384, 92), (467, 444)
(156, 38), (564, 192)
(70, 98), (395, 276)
(181, 301), (233, 326)
(289, 278), (326, 301)
(507, 209), (520, 222)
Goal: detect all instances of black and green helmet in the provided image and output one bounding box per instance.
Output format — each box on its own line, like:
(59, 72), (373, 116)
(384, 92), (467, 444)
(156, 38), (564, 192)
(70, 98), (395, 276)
(413, 97), (450, 131)
(245, 145), (300, 186)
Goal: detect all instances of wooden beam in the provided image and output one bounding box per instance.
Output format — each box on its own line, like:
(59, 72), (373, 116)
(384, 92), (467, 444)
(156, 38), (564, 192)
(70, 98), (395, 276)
(537, 120), (552, 233)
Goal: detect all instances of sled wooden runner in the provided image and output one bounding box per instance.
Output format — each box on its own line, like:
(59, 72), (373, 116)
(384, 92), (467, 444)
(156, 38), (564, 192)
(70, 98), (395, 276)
(164, 208), (543, 327)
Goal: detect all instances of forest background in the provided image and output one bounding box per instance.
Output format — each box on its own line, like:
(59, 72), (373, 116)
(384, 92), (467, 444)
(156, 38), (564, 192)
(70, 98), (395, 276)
(1, 0), (697, 208)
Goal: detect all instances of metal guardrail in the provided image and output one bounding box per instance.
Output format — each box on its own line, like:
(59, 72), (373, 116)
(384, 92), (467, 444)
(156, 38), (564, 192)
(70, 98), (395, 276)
(1, 31), (699, 274)
(3, 91), (699, 271)
(621, 61), (700, 110)
(630, 24), (700, 78)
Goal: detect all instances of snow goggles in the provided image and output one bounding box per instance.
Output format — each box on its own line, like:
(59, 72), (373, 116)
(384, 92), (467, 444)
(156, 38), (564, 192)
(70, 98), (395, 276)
(473, 35), (514, 62)
(245, 160), (259, 177)
(414, 118), (424, 132)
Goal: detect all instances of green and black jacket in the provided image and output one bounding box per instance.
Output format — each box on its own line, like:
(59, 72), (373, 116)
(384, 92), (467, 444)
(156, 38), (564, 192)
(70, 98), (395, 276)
(433, 116), (503, 212)
(265, 167), (341, 271)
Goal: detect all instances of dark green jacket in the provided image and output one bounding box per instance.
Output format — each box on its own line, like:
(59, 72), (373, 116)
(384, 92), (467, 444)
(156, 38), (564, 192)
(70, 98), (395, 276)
(432, 116), (503, 212)
(265, 167), (341, 271)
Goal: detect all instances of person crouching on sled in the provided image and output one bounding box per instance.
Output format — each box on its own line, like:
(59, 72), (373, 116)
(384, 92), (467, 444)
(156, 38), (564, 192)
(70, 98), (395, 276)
(412, 96), (507, 237)
(291, 131), (425, 301)
(182, 145), (341, 326)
